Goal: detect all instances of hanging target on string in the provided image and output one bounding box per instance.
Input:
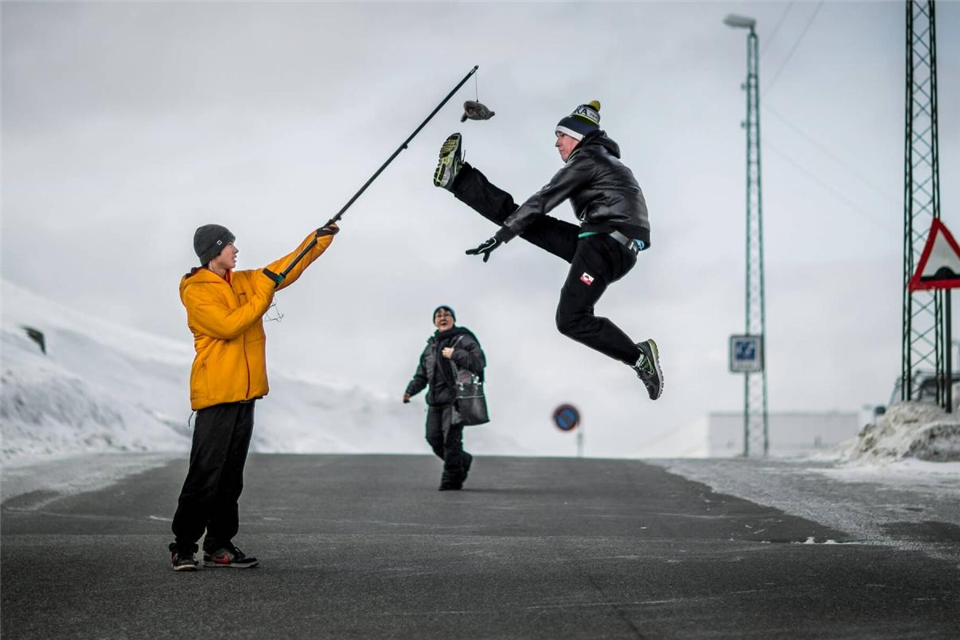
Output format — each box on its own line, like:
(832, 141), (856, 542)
(461, 70), (495, 123)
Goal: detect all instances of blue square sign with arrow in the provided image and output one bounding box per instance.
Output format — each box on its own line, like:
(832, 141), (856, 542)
(729, 335), (763, 373)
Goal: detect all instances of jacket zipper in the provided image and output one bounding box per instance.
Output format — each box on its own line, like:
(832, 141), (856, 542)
(244, 331), (251, 398)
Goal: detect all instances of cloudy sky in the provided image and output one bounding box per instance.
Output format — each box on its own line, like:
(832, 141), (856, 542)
(3, 1), (958, 457)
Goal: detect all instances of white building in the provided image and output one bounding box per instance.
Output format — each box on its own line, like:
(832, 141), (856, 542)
(708, 411), (861, 457)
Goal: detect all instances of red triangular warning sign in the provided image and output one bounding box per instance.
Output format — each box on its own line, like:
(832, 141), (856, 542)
(908, 218), (960, 291)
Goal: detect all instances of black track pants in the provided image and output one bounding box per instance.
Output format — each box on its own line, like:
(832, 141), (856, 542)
(453, 164), (642, 365)
(171, 401), (254, 553)
(425, 404), (469, 485)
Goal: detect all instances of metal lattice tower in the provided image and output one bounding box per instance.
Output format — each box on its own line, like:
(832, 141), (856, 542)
(732, 22), (770, 457)
(902, 0), (946, 406)
(743, 27), (769, 456)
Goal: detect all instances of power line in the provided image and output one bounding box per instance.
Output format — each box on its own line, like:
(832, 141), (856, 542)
(764, 140), (896, 233)
(757, 1), (900, 235)
(764, 0), (825, 98)
(760, 1), (795, 57)
(764, 103), (900, 206)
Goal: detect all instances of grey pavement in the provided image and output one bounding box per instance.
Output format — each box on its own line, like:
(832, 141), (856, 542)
(2, 454), (958, 639)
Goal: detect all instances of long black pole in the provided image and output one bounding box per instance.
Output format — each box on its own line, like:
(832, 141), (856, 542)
(947, 290), (953, 413)
(265, 65), (479, 286)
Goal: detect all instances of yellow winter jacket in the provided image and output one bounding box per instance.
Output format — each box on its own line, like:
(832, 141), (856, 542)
(179, 230), (334, 410)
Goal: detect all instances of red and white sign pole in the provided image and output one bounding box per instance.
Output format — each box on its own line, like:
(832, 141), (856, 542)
(909, 219), (960, 412)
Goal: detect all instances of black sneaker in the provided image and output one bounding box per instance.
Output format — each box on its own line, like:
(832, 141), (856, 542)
(203, 543), (259, 569)
(433, 133), (463, 190)
(169, 544), (199, 572)
(438, 482), (462, 491)
(633, 339), (663, 400)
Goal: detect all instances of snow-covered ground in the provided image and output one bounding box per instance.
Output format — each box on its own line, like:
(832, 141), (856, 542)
(0, 451), (180, 509)
(655, 402), (960, 562)
(0, 279), (524, 464)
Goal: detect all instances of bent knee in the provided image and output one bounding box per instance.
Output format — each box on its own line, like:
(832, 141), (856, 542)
(556, 311), (584, 337)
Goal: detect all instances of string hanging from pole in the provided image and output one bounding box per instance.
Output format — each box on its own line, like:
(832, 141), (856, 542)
(461, 68), (495, 123)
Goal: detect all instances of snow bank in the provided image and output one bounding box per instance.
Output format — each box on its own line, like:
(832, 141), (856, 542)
(1, 284), (194, 460)
(841, 401), (960, 463)
(1, 451), (179, 507)
(1, 279), (525, 463)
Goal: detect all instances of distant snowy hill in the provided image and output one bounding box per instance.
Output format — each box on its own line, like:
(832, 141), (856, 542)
(1, 280), (524, 461)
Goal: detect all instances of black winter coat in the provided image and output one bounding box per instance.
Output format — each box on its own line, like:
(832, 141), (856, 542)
(406, 327), (486, 407)
(495, 130), (650, 247)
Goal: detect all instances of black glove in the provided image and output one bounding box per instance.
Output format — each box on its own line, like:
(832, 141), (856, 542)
(466, 237), (502, 263)
(262, 268), (285, 287)
(316, 223), (339, 237)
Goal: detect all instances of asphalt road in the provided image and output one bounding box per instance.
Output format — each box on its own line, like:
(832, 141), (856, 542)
(2, 454), (958, 639)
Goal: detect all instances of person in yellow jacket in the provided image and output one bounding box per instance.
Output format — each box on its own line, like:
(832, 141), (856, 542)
(169, 222), (337, 571)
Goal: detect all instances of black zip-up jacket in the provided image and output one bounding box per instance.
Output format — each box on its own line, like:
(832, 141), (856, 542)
(495, 130), (650, 247)
(406, 327), (486, 407)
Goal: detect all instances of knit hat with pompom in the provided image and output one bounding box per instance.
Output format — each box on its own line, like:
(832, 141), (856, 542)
(556, 100), (601, 141)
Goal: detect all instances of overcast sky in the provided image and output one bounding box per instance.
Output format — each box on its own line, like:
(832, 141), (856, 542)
(3, 1), (959, 457)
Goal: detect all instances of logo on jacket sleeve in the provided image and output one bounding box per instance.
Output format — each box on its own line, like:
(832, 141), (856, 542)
(580, 272), (595, 285)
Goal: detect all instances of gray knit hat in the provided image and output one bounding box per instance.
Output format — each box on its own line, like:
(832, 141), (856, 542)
(194, 224), (236, 266)
(433, 305), (456, 322)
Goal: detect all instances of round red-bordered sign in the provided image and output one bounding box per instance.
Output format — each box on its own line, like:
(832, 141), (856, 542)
(552, 404), (580, 431)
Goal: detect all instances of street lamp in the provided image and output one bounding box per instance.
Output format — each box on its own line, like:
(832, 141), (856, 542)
(724, 14), (768, 457)
(723, 14), (757, 31)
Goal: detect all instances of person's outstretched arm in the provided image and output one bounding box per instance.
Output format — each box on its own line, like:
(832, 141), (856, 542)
(263, 224), (339, 291)
(466, 156), (595, 262)
(498, 156), (596, 241)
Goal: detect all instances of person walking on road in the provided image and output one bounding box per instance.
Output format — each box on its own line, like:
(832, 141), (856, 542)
(404, 306), (486, 491)
(433, 100), (663, 401)
(169, 222), (338, 571)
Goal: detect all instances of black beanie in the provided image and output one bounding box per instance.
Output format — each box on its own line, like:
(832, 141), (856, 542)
(194, 224), (236, 266)
(556, 100), (601, 141)
(433, 305), (456, 322)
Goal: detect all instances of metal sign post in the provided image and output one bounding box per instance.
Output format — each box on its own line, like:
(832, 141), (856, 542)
(908, 218), (960, 412)
(729, 334), (767, 455)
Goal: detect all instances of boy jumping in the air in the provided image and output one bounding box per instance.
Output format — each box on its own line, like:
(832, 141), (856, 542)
(434, 100), (663, 400)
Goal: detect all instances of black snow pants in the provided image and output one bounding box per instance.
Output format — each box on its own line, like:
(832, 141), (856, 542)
(425, 404), (471, 486)
(454, 164), (642, 365)
(171, 400), (255, 553)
